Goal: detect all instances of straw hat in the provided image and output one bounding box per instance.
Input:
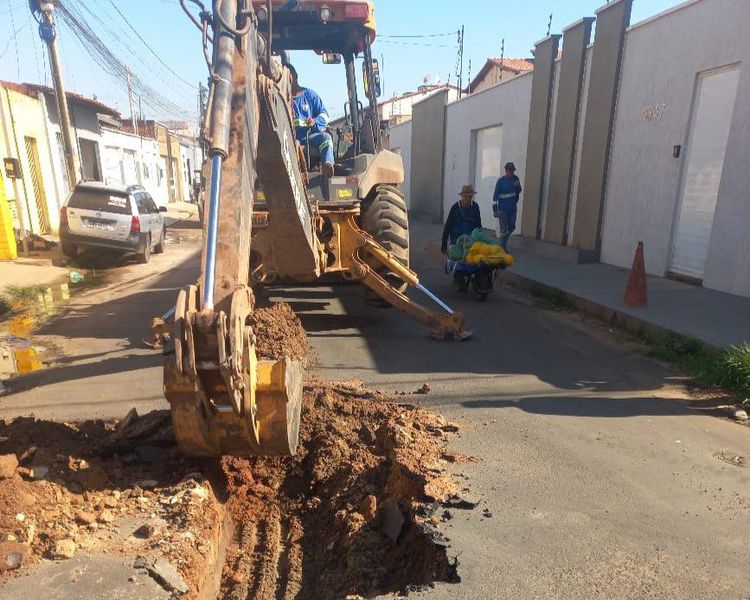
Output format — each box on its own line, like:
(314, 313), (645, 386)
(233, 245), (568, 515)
(459, 185), (476, 196)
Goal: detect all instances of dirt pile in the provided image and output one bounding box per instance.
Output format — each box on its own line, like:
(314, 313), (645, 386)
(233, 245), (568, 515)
(219, 380), (462, 599)
(2, 303), (466, 598)
(0, 414), (220, 596)
(249, 303), (311, 363)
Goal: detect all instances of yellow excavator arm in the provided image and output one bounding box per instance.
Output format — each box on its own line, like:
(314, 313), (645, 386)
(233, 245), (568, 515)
(165, 0), (469, 458)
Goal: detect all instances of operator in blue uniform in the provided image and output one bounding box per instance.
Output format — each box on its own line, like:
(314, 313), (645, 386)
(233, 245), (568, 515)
(288, 64), (335, 178)
(493, 162), (522, 250)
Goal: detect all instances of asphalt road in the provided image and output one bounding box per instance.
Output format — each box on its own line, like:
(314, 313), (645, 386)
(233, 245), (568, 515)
(2, 219), (749, 599)
(0, 218), (202, 421)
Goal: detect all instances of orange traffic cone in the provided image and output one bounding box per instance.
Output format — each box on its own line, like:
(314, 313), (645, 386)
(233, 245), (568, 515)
(623, 241), (647, 307)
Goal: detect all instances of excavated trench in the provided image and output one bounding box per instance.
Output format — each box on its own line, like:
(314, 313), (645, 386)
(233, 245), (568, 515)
(0, 303), (462, 599)
(215, 381), (461, 599)
(217, 303), (461, 599)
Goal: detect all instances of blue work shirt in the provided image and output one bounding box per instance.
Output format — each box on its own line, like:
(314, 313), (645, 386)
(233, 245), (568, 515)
(292, 88), (330, 144)
(493, 175), (522, 214)
(441, 201), (482, 251)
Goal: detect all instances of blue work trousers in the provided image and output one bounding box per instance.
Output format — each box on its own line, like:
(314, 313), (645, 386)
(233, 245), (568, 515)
(305, 131), (334, 165)
(497, 205), (517, 251)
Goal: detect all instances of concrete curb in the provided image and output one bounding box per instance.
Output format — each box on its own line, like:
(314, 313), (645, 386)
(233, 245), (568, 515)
(501, 270), (716, 349)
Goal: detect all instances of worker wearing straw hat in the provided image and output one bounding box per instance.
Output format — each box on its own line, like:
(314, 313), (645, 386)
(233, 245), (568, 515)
(441, 185), (483, 255)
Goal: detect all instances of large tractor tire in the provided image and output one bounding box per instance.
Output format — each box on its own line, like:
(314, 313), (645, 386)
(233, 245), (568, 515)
(361, 185), (410, 308)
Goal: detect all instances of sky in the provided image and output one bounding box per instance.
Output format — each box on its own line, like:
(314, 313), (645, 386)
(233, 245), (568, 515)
(0, 0), (679, 123)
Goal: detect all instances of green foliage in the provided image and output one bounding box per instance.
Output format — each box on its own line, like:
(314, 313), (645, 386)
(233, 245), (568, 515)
(529, 286), (575, 312)
(647, 333), (750, 399)
(3, 284), (47, 304)
(0, 295), (10, 317)
(720, 343), (750, 400)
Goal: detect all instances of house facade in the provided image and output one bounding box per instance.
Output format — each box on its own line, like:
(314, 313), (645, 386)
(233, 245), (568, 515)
(0, 82), (202, 252)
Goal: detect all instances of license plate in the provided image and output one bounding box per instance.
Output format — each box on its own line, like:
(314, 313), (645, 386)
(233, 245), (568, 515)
(87, 219), (113, 230)
(252, 212), (269, 228)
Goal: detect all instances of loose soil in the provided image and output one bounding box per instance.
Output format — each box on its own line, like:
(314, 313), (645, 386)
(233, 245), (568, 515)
(0, 302), (464, 598)
(0, 413), (221, 597)
(249, 303), (311, 363)
(219, 380), (461, 599)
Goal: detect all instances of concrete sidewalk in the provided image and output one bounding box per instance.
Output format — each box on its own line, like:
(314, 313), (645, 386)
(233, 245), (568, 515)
(411, 218), (750, 349)
(0, 258), (70, 288)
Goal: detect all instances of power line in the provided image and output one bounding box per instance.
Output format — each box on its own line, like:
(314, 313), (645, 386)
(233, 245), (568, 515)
(55, 0), (193, 119)
(378, 40), (451, 48)
(26, 5), (43, 85)
(0, 22), (28, 62)
(0, 2), (26, 18)
(380, 31), (457, 39)
(103, 0), (197, 90)
(81, 0), (195, 104)
(6, 0), (22, 79)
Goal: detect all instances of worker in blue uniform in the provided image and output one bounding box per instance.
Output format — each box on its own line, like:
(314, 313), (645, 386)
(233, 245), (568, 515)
(288, 64), (335, 177)
(493, 162), (522, 250)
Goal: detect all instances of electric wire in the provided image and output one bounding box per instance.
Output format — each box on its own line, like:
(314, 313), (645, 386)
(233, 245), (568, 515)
(6, 0), (22, 79)
(377, 40), (450, 48)
(55, 0), (193, 118)
(78, 0), (195, 105)
(103, 0), (198, 90)
(0, 22), (28, 62)
(380, 30), (457, 39)
(26, 6), (44, 85)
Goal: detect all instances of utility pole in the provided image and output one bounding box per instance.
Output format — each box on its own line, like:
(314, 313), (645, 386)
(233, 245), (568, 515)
(458, 26), (465, 98)
(126, 66), (139, 136)
(198, 81), (208, 133)
(35, 1), (80, 188)
(499, 38), (505, 81)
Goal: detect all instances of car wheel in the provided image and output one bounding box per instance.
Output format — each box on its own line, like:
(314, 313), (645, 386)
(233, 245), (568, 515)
(139, 235), (151, 264)
(154, 227), (166, 254)
(61, 243), (77, 259)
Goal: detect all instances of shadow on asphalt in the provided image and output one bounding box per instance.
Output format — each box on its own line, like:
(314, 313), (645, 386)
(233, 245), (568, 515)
(267, 279), (676, 396)
(460, 395), (698, 418)
(5, 222), (680, 405)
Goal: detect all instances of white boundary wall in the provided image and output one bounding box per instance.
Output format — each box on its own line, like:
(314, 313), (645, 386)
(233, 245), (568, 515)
(100, 128), (170, 206)
(601, 0), (750, 296)
(442, 72), (532, 230)
(386, 120), (412, 206)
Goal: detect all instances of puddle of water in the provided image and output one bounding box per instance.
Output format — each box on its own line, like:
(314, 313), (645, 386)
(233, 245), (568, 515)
(0, 340), (44, 377)
(0, 283), (70, 378)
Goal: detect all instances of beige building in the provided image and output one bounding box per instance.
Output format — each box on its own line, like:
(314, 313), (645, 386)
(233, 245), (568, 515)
(0, 82), (62, 236)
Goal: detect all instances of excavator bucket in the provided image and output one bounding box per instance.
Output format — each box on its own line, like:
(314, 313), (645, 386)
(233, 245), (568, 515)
(164, 357), (303, 457)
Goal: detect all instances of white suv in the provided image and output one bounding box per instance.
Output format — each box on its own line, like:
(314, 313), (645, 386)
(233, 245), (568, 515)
(60, 182), (167, 264)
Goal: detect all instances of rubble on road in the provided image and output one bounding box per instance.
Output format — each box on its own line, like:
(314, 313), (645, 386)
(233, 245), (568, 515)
(0, 416), (220, 597)
(1, 302), (469, 599)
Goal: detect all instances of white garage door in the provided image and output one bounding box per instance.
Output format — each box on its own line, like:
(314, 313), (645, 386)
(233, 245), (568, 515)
(472, 125), (503, 233)
(670, 66), (740, 279)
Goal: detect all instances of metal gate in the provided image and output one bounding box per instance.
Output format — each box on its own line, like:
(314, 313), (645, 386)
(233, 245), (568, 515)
(24, 136), (51, 235)
(669, 65), (740, 280)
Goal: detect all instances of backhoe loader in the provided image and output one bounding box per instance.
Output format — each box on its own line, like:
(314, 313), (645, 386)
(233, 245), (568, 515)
(166, 0), (470, 458)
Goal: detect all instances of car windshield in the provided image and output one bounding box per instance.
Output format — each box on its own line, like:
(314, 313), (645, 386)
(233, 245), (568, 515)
(67, 189), (132, 215)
